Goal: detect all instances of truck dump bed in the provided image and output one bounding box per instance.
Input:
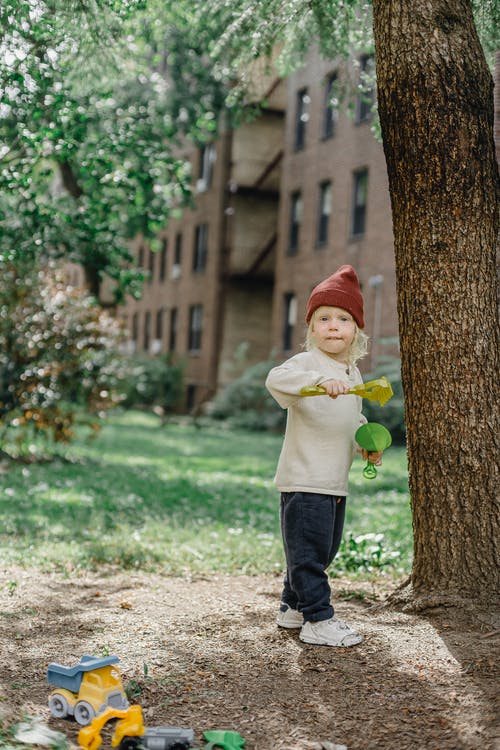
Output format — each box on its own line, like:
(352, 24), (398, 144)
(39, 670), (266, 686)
(47, 655), (121, 693)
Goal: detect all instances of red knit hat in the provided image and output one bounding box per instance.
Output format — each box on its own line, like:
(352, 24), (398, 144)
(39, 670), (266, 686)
(305, 265), (364, 328)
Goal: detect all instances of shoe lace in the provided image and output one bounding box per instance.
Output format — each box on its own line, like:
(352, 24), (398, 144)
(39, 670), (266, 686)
(331, 618), (350, 630)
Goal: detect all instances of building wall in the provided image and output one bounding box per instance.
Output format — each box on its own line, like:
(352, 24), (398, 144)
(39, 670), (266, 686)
(120, 100), (286, 409)
(121, 130), (232, 408)
(231, 112), (284, 191)
(272, 48), (398, 371)
(218, 280), (274, 386)
(120, 51), (403, 408)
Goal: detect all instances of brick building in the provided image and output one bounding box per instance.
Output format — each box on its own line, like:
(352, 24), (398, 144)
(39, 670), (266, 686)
(120, 51), (399, 410)
(271, 49), (396, 370)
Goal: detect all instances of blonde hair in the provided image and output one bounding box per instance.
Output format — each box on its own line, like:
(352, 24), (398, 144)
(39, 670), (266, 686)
(305, 313), (369, 366)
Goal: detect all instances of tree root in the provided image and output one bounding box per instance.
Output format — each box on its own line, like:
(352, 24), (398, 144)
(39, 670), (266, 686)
(368, 577), (495, 616)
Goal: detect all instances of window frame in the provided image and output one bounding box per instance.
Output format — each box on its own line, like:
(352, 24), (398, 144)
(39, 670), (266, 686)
(159, 238), (168, 281)
(155, 307), (164, 341)
(197, 143), (216, 191)
(188, 304), (203, 353)
(316, 180), (332, 246)
(132, 312), (139, 343)
(294, 87), (310, 151)
(144, 310), (151, 352)
(148, 246), (155, 283)
(283, 292), (297, 352)
(288, 191), (302, 255)
(192, 223), (208, 272)
(356, 55), (375, 124)
(322, 72), (338, 139)
(351, 168), (369, 237)
(168, 307), (178, 352)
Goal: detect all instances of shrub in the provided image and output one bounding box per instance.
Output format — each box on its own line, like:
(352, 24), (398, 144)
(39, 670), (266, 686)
(119, 354), (184, 416)
(209, 353), (405, 439)
(0, 261), (125, 453)
(334, 532), (402, 574)
(208, 358), (286, 431)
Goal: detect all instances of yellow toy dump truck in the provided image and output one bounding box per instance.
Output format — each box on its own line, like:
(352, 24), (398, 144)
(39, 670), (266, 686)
(47, 655), (129, 726)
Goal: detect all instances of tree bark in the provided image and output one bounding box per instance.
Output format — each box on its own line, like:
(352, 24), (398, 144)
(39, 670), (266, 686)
(372, 0), (499, 606)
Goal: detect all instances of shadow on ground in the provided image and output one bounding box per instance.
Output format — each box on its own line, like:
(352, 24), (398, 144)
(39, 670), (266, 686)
(0, 568), (498, 750)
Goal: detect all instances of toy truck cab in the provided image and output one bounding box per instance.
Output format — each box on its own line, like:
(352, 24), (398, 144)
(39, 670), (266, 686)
(48, 655), (129, 726)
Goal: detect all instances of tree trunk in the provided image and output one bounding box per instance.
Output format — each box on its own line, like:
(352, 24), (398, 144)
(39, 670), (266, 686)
(57, 160), (101, 298)
(372, 0), (499, 607)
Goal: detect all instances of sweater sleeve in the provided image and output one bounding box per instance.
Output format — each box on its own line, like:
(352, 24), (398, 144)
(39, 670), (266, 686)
(265, 354), (332, 409)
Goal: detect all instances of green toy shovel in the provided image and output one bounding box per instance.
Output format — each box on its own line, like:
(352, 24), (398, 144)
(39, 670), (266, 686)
(355, 422), (392, 479)
(203, 730), (246, 749)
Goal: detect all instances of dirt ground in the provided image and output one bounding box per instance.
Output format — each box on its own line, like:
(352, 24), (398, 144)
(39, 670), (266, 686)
(0, 566), (498, 750)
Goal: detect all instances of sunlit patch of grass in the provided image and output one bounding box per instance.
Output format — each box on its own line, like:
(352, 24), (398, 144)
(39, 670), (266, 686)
(0, 410), (411, 577)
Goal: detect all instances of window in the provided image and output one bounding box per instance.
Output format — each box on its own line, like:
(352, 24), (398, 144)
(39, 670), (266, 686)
(132, 312), (139, 343)
(356, 55), (375, 123)
(169, 307), (178, 352)
(144, 311), (151, 351)
(197, 143), (216, 191)
(159, 238), (167, 281)
(193, 223), (208, 272)
(172, 233), (182, 279)
(322, 73), (338, 139)
(283, 293), (297, 351)
(294, 88), (310, 151)
(317, 181), (332, 246)
(351, 169), (368, 236)
(148, 246), (155, 283)
(288, 191), (302, 255)
(155, 308), (164, 341)
(186, 384), (197, 411)
(188, 305), (203, 352)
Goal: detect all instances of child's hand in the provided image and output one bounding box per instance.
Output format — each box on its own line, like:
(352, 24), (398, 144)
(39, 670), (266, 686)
(362, 449), (383, 466)
(321, 378), (351, 399)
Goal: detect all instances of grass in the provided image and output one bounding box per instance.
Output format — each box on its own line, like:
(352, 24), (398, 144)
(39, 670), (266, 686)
(0, 410), (412, 578)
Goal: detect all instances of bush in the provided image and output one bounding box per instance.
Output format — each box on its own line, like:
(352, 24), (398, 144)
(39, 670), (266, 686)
(209, 353), (405, 439)
(0, 261), (125, 453)
(334, 532), (402, 575)
(119, 354), (184, 415)
(208, 358), (286, 431)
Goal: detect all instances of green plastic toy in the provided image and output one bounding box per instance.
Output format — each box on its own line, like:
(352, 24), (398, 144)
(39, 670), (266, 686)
(355, 422), (392, 479)
(203, 730), (246, 749)
(300, 376), (393, 406)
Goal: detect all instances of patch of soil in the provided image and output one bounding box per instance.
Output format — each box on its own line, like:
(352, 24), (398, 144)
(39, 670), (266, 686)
(0, 567), (498, 750)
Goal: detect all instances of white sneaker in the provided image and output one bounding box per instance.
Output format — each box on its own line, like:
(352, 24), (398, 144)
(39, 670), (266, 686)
(300, 617), (363, 647)
(277, 603), (304, 629)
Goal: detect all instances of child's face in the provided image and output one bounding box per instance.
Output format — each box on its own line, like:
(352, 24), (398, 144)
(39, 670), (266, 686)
(312, 306), (356, 362)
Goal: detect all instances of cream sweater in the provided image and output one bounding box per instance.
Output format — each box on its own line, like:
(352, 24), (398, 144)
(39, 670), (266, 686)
(265, 348), (366, 496)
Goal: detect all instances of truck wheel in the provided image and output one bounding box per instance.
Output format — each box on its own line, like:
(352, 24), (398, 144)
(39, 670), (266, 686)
(119, 738), (142, 750)
(48, 694), (69, 719)
(74, 701), (96, 726)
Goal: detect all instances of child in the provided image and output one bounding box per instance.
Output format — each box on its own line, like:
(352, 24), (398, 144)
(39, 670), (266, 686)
(265, 265), (382, 647)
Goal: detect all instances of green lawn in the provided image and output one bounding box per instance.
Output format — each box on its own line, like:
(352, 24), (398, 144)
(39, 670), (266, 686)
(0, 410), (412, 577)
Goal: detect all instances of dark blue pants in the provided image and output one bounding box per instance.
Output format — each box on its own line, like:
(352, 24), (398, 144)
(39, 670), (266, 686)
(280, 491), (346, 623)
